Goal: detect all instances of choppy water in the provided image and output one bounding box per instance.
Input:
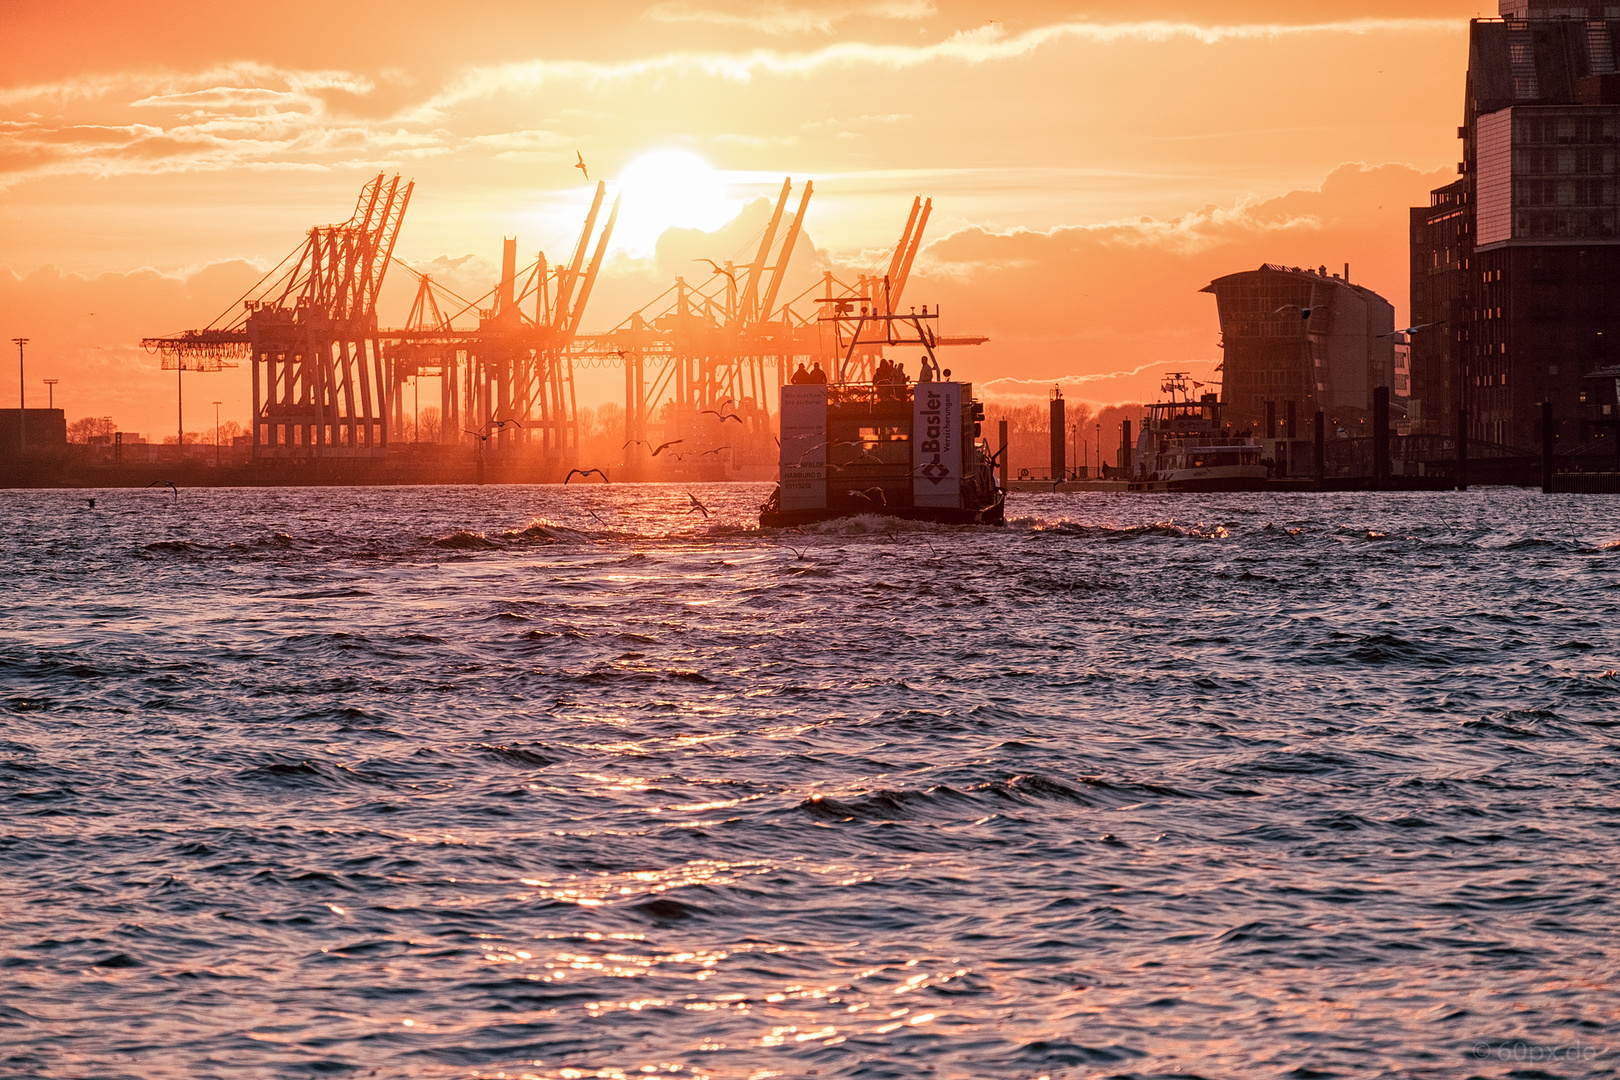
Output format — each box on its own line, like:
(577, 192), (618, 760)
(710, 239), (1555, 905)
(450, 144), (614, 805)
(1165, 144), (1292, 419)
(3, 484), (1619, 1080)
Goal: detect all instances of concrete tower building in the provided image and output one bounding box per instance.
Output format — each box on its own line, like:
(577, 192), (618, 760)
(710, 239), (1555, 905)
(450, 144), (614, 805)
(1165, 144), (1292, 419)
(1202, 264), (1396, 433)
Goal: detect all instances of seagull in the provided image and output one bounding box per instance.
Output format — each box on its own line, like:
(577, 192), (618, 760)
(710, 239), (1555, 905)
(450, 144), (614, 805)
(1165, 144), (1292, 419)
(694, 259), (736, 283)
(622, 438), (683, 457)
(848, 487), (887, 506)
(565, 468), (609, 484)
(575, 152), (589, 181)
(700, 410), (743, 424)
(146, 479), (178, 501)
(686, 493), (710, 518)
(1274, 304), (1326, 321)
(1380, 321), (1446, 338)
(489, 418), (523, 430)
(463, 428), (493, 443)
(699, 446), (730, 456)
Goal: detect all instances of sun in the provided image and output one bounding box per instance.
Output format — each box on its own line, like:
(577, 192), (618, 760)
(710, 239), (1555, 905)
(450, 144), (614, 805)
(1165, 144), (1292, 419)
(612, 148), (740, 255)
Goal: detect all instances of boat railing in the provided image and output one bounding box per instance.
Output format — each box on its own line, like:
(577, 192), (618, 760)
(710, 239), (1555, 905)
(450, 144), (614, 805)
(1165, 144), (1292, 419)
(823, 381), (913, 406)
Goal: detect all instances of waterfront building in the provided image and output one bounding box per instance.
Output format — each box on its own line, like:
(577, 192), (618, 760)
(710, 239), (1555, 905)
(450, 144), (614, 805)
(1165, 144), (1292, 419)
(1201, 264), (1396, 433)
(1410, 2), (1620, 449)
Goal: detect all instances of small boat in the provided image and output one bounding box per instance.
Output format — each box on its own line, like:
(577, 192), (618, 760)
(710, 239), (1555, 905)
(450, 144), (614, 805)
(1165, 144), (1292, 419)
(1128, 373), (1269, 492)
(758, 306), (1005, 527)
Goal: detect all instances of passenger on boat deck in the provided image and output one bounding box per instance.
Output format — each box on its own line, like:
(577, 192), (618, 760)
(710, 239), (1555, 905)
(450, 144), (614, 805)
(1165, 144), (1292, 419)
(873, 358), (893, 386)
(917, 356), (935, 383)
(791, 363), (811, 384)
(808, 362), (828, 384)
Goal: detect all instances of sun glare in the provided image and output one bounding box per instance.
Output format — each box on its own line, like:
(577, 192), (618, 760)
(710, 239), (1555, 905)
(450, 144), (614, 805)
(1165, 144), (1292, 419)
(612, 149), (740, 255)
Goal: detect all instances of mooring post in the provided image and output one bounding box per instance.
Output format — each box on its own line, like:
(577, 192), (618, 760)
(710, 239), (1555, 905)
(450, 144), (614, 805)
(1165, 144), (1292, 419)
(1313, 410), (1325, 491)
(1372, 386), (1390, 490)
(1455, 409), (1468, 492)
(1121, 418), (1133, 479)
(1541, 400), (1555, 494)
(998, 419), (1009, 490)
(1049, 392), (1066, 483)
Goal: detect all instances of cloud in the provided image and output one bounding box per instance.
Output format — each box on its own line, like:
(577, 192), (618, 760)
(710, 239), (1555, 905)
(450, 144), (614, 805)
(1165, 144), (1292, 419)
(642, 0), (936, 35)
(0, 15), (1462, 188)
(901, 162), (1453, 402)
(422, 16), (1461, 110)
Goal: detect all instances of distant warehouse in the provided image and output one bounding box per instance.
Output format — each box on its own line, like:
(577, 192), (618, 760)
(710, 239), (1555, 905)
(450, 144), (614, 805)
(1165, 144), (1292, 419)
(1410, 2), (1620, 450)
(0, 409), (67, 457)
(1201, 264), (1397, 434)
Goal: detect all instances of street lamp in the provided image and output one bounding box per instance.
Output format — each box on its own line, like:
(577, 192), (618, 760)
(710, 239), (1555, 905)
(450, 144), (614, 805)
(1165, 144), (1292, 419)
(11, 338), (28, 454)
(43, 378), (58, 410)
(212, 401), (222, 467)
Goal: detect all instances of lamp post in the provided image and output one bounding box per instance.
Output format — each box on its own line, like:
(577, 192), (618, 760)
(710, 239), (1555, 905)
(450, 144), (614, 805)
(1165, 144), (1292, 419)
(11, 338), (28, 454)
(43, 378), (58, 410)
(212, 401), (222, 467)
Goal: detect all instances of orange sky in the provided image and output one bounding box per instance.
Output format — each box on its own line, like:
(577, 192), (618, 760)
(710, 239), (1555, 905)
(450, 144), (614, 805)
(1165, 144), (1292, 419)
(1, 0), (1482, 435)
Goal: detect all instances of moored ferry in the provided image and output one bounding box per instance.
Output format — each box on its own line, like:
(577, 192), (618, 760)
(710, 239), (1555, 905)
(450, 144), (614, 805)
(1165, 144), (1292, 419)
(1128, 373), (1269, 492)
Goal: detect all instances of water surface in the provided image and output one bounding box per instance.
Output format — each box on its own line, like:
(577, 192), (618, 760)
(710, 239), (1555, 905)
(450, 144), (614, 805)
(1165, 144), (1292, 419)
(2, 484), (1617, 1078)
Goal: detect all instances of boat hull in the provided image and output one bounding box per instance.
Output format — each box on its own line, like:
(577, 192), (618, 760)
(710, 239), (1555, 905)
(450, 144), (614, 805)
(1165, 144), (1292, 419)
(1133, 467), (1271, 493)
(760, 490), (1006, 528)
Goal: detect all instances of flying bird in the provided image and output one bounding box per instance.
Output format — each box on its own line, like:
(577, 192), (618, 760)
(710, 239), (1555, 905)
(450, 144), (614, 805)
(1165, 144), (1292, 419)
(694, 259), (736, 283)
(699, 446), (730, 456)
(701, 410), (743, 424)
(686, 493), (710, 518)
(1380, 321), (1446, 338)
(623, 438), (684, 457)
(1274, 304), (1326, 321)
(848, 487), (887, 506)
(146, 479), (178, 501)
(575, 152), (589, 181)
(565, 468), (609, 484)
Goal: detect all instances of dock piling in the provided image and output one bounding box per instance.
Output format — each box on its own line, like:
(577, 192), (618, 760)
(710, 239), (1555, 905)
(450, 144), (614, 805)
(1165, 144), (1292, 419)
(1456, 409), (1468, 491)
(1312, 411), (1325, 490)
(1372, 386), (1390, 490)
(1541, 401), (1555, 494)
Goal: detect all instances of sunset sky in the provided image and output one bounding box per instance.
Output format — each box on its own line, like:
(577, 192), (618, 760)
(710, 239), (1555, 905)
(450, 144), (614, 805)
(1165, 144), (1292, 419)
(2, 0), (1480, 436)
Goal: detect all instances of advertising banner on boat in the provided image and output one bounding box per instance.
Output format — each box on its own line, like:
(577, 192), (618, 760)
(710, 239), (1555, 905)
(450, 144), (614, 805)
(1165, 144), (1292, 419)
(912, 382), (960, 508)
(779, 385), (828, 511)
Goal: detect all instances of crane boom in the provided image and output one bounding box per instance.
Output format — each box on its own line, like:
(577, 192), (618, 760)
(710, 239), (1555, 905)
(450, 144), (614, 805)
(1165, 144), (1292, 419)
(885, 197), (922, 312)
(553, 182), (606, 329)
(740, 178), (792, 323)
(759, 181), (811, 324)
(890, 197), (930, 312)
(567, 193), (620, 340)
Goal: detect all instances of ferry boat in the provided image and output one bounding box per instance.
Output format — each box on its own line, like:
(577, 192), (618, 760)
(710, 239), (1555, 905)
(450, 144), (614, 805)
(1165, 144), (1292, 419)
(1128, 373), (1269, 492)
(758, 305), (1005, 527)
